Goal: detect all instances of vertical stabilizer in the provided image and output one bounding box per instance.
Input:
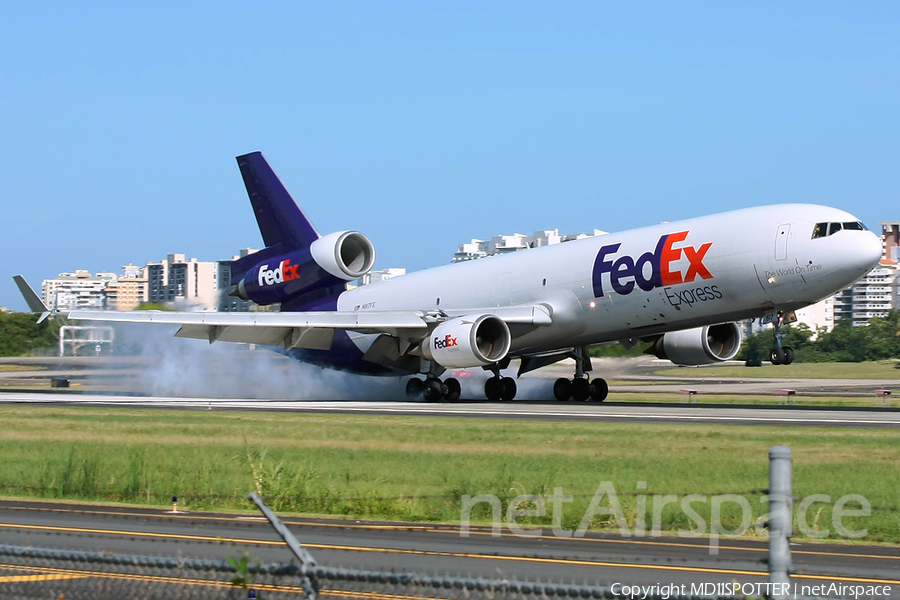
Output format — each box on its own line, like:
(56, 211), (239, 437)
(236, 152), (320, 251)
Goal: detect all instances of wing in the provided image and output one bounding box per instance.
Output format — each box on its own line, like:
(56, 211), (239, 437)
(66, 305), (552, 351)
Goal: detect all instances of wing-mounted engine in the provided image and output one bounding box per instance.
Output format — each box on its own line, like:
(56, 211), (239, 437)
(421, 314), (511, 369)
(233, 230), (375, 306)
(649, 322), (742, 366)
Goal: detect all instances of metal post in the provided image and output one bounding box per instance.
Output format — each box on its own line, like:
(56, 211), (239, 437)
(249, 492), (318, 598)
(768, 446), (792, 599)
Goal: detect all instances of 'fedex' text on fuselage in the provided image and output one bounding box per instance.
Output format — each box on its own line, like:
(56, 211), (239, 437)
(592, 231), (713, 297)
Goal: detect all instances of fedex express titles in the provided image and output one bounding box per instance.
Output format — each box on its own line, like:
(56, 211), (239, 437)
(592, 230), (722, 308)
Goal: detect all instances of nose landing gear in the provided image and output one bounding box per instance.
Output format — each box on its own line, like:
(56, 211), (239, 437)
(769, 312), (794, 365)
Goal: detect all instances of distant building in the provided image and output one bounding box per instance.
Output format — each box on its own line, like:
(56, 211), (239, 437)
(359, 268), (406, 286)
(103, 263), (148, 311)
(794, 295), (835, 335)
(146, 254), (217, 310)
(42, 271), (117, 311)
(452, 229), (607, 262)
(880, 221), (900, 262)
(834, 259), (899, 326)
(216, 248), (259, 312)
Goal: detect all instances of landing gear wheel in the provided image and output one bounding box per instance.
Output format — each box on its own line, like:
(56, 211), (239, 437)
(442, 378), (461, 402)
(485, 377), (504, 402)
(571, 378), (591, 402)
(769, 347), (785, 365)
(500, 377), (517, 401)
(589, 378), (608, 402)
(406, 378), (424, 398)
(423, 378), (444, 402)
(553, 378), (572, 402)
(783, 347), (794, 365)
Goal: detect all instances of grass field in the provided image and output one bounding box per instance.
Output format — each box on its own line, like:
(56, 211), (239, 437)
(657, 361), (900, 379)
(0, 406), (897, 544)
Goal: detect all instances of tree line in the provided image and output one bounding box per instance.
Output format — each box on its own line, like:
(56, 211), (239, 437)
(739, 310), (900, 363)
(0, 311), (59, 356)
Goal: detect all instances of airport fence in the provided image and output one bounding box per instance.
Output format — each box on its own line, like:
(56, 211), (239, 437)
(0, 543), (746, 600)
(0, 447), (831, 600)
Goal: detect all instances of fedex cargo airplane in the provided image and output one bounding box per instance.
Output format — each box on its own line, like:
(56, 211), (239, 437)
(15, 152), (882, 402)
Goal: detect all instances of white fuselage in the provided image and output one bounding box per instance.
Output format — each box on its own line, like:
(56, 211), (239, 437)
(338, 204), (881, 356)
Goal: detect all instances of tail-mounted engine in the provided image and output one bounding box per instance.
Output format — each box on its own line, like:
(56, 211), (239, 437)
(649, 322), (742, 366)
(421, 314), (511, 369)
(233, 231), (375, 305)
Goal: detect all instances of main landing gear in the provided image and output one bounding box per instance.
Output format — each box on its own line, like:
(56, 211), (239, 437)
(769, 312), (794, 365)
(484, 373), (517, 402)
(406, 376), (461, 402)
(552, 346), (608, 402)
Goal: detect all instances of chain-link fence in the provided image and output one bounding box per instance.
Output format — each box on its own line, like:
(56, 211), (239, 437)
(0, 543), (748, 600)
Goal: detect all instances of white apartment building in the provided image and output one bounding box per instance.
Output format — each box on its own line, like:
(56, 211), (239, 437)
(42, 271), (118, 311)
(452, 229), (607, 262)
(359, 268), (406, 286)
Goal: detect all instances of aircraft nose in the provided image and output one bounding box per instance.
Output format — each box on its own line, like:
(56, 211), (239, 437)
(850, 231), (883, 273)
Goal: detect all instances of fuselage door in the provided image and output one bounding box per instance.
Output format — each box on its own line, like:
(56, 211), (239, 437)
(775, 223), (790, 261)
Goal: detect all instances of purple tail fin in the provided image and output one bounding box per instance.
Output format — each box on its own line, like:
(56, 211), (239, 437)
(236, 152), (320, 251)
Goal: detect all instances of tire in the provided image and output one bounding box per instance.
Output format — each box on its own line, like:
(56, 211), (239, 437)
(406, 378), (425, 398)
(769, 347), (785, 365)
(783, 347), (794, 365)
(553, 378), (572, 401)
(500, 377), (517, 401)
(589, 378), (609, 402)
(484, 377), (504, 401)
(443, 378), (461, 402)
(571, 378), (591, 402)
(423, 378), (443, 402)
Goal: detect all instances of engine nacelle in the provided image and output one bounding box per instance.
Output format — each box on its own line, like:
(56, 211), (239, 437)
(650, 322), (742, 366)
(309, 231), (377, 280)
(234, 230), (375, 305)
(421, 315), (511, 369)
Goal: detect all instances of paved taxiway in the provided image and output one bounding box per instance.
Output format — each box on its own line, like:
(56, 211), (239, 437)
(2, 500), (899, 594)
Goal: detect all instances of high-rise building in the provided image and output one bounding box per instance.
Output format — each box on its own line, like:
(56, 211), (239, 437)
(216, 248), (258, 312)
(146, 254), (217, 310)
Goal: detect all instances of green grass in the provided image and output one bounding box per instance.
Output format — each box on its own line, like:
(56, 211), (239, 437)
(0, 406), (897, 544)
(657, 361), (900, 379)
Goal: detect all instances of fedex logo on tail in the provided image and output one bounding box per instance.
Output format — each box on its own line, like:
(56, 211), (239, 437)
(592, 231), (712, 297)
(258, 260), (300, 286)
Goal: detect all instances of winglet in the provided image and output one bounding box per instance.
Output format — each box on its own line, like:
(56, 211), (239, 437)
(12, 275), (53, 323)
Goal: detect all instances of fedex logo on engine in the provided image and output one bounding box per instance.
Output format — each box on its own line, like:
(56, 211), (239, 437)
(257, 260), (300, 286)
(592, 231), (712, 297)
(433, 334), (458, 350)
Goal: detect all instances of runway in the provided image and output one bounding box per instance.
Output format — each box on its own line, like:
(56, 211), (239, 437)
(1, 499), (899, 594)
(2, 390), (899, 428)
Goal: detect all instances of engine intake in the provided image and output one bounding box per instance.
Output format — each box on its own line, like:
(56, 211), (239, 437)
(310, 231), (376, 280)
(422, 315), (511, 369)
(650, 322), (742, 366)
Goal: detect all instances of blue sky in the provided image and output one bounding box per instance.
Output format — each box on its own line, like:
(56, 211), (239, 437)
(2, 2), (898, 311)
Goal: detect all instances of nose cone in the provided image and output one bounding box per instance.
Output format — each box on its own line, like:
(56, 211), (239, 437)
(854, 231), (884, 273)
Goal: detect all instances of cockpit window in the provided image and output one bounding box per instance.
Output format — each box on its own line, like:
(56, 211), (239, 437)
(812, 221), (868, 239)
